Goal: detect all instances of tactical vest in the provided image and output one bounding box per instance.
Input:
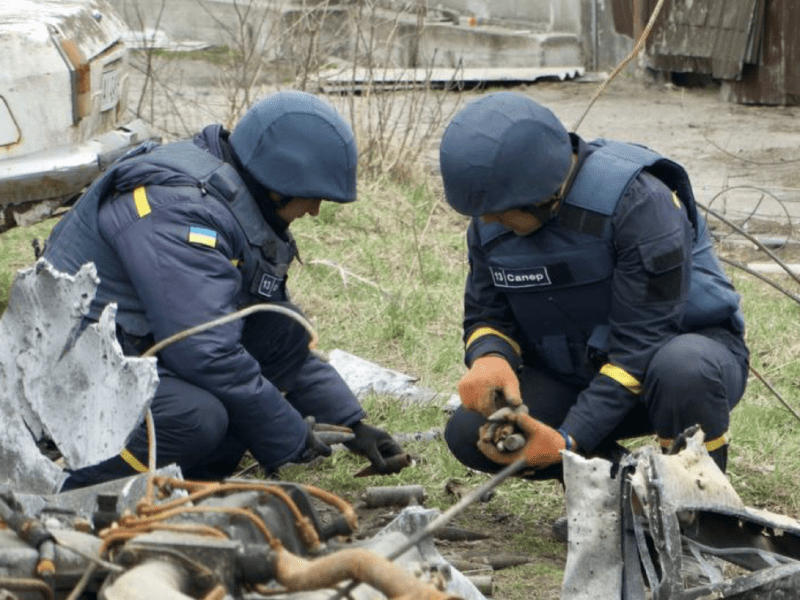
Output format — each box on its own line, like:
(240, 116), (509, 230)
(44, 141), (295, 337)
(474, 139), (743, 379)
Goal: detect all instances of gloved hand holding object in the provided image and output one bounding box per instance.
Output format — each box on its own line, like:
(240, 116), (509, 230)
(457, 355), (522, 418)
(477, 411), (567, 469)
(297, 417), (352, 463)
(345, 422), (404, 474)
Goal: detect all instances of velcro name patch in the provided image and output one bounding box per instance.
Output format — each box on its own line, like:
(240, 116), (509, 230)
(490, 266), (551, 289)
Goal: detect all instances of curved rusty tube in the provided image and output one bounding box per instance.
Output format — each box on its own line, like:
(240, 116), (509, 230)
(302, 484), (358, 532)
(0, 577), (54, 600)
(275, 547), (461, 600)
(141, 479), (320, 550)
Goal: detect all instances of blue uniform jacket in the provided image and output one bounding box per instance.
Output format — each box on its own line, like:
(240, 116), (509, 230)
(43, 126), (365, 469)
(462, 139), (747, 451)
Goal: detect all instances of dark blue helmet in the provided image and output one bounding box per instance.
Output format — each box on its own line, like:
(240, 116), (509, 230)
(230, 91), (357, 203)
(439, 92), (572, 216)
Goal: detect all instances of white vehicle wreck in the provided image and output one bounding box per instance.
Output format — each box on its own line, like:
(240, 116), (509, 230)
(0, 0), (153, 232)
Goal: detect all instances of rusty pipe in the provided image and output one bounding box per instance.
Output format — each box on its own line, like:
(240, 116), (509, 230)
(364, 485), (426, 508)
(0, 577), (53, 600)
(275, 547), (461, 600)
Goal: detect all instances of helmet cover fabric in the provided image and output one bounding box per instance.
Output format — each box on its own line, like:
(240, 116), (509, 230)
(230, 91), (357, 203)
(440, 92), (572, 216)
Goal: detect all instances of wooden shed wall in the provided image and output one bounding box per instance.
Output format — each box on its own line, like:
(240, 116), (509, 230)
(611, 0), (799, 105)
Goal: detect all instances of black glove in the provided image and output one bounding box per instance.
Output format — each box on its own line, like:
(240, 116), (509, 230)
(296, 417), (333, 464)
(344, 422), (403, 473)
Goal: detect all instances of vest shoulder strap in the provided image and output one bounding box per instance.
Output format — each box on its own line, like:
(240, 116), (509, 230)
(566, 140), (662, 216)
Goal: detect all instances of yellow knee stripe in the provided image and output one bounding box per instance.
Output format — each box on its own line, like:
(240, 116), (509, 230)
(657, 433), (728, 453)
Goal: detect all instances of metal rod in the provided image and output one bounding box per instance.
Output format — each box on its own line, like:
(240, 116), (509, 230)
(749, 366), (800, 425)
(699, 200), (800, 288)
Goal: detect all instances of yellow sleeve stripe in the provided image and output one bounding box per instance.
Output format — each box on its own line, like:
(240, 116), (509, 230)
(120, 448), (149, 473)
(133, 186), (151, 217)
(465, 326), (521, 355)
(599, 363), (642, 395)
(657, 433), (728, 453)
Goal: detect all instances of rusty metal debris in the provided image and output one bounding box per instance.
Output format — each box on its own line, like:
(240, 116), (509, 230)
(443, 480), (494, 504)
(482, 405), (529, 453)
(365, 485), (427, 508)
(0, 256), (514, 600)
(0, 470), (495, 600)
(433, 528), (490, 543)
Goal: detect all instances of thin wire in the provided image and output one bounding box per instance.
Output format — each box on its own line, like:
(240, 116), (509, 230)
(718, 256), (800, 306)
(142, 304), (318, 358)
(138, 304), (319, 473)
(571, 0), (668, 132)
(748, 366), (800, 425)
(698, 200), (800, 288)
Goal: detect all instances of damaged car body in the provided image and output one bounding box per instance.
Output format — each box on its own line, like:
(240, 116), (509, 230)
(0, 0), (153, 232)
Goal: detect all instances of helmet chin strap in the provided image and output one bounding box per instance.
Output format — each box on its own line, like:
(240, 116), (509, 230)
(524, 196), (561, 224)
(524, 152), (579, 224)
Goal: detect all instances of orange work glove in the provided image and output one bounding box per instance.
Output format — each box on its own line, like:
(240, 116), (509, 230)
(477, 412), (566, 468)
(457, 355), (522, 418)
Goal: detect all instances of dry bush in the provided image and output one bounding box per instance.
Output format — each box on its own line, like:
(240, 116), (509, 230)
(124, 0), (463, 181)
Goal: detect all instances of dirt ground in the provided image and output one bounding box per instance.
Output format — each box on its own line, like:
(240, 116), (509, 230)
(306, 478), (567, 600)
(130, 59), (800, 599)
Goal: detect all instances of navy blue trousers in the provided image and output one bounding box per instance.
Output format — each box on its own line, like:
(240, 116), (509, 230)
(445, 330), (748, 478)
(61, 354), (361, 490)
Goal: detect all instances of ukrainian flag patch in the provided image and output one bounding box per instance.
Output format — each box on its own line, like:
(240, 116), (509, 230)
(188, 226), (218, 248)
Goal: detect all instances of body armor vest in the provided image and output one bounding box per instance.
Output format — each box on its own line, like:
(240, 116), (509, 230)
(44, 141), (295, 337)
(473, 139), (743, 379)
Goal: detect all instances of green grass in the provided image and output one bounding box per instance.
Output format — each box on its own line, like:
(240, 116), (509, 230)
(0, 218), (56, 314)
(288, 176), (470, 390)
(136, 46), (240, 65)
(726, 272), (800, 514)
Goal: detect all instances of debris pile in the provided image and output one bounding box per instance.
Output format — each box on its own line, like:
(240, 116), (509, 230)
(562, 430), (800, 599)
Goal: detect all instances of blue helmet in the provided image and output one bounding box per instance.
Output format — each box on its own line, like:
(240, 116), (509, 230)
(439, 92), (572, 216)
(230, 91), (357, 203)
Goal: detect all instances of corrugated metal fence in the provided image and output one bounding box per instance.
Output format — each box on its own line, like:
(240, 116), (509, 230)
(612, 0), (799, 105)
